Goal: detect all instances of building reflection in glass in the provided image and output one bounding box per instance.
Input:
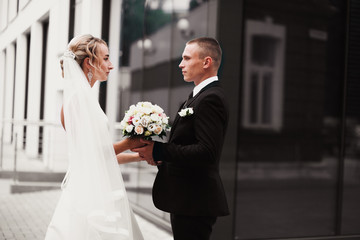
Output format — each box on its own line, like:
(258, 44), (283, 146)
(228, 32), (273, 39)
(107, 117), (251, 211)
(235, 0), (350, 239)
(116, 0), (219, 225)
(112, 0), (359, 238)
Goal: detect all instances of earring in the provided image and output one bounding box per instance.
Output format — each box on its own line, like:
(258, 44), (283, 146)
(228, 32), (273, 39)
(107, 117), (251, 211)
(87, 69), (93, 84)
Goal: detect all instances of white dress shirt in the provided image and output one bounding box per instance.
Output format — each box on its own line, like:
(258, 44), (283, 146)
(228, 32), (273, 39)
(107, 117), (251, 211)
(192, 76), (218, 97)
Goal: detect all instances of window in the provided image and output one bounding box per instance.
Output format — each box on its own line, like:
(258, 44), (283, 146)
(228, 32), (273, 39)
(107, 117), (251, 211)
(242, 18), (285, 131)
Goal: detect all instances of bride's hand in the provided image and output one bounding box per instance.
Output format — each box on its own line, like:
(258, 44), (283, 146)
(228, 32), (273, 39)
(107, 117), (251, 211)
(114, 137), (148, 155)
(125, 137), (146, 149)
(131, 139), (155, 165)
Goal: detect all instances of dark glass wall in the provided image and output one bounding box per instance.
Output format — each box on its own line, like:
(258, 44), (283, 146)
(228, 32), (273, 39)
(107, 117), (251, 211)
(116, 0), (360, 239)
(117, 0), (219, 227)
(342, 0), (360, 235)
(233, 0), (351, 239)
(98, 0), (111, 112)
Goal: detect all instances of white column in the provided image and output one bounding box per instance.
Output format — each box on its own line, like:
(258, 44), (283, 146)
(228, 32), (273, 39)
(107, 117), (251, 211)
(43, 0), (69, 124)
(106, 0), (122, 140)
(0, 50), (6, 136)
(73, 0), (102, 95)
(18, 0), (30, 11)
(42, 1), (69, 170)
(13, 34), (28, 147)
(76, 0), (102, 37)
(26, 22), (43, 158)
(0, 0), (8, 32)
(3, 44), (16, 144)
(8, 0), (18, 22)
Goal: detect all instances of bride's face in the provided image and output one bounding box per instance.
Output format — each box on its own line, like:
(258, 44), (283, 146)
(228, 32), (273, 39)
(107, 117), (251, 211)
(93, 43), (114, 82)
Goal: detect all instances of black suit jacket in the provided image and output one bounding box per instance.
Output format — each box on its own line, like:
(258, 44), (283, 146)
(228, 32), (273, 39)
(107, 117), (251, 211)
(152, 81), (230, 216)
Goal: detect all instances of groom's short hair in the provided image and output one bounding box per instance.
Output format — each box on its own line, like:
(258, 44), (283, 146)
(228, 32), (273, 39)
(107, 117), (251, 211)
(187, 37), (222, 70)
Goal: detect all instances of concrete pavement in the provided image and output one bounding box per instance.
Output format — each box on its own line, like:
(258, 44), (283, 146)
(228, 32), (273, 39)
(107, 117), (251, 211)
(0, 142), (173, 240)
(0, 183), (173, 240)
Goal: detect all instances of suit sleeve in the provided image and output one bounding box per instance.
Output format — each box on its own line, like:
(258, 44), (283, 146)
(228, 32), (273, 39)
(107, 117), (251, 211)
(153, 93), (228, 166)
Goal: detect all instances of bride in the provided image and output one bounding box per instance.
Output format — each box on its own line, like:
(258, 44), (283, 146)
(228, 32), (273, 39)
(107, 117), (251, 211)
(45, 34), (144, 240)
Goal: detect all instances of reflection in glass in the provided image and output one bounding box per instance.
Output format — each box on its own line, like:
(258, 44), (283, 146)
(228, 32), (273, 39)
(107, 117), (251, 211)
(342, 0), (360, 230)
(250, 72), (258, 124)
(116, 0), (219, 226)
(262, 72), (272, 124)
(343, 119), (360, 234)
(251, 35), (277, 67)
(236, 0), (346, 239)
(242, 17), (285, 131)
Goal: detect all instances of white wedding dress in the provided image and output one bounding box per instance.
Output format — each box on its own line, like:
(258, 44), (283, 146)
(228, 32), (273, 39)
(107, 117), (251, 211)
(45, 51), (143, 240)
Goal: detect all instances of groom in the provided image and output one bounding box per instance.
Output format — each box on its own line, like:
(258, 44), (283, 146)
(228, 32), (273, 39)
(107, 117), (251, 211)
(133, 37), (229, 240)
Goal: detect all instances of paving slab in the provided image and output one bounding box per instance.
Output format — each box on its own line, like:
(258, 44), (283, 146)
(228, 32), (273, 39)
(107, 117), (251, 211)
(0, 187), (173, 240)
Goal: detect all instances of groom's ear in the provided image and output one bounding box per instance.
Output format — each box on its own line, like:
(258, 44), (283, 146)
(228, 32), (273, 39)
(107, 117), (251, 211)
(203, 56), (212, 69)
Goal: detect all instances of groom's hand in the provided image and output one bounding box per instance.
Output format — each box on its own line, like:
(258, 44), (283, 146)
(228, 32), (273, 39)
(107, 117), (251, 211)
(131, 139), (156, 165)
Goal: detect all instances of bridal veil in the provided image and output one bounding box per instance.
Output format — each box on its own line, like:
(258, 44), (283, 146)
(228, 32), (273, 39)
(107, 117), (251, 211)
(45, 50), (143, 240)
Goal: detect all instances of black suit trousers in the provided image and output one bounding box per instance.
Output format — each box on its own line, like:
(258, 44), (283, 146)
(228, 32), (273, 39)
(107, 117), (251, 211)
(170, 214), (217, 240)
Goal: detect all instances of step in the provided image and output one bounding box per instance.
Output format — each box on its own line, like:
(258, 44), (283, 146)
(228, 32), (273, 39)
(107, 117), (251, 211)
(0, 171), (65, 182)
(11, 182), (61, 194)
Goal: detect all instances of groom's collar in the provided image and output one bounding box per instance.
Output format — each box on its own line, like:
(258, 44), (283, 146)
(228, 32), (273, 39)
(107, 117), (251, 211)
(193, 76), (218, 97)
(184, 80), (219, 109)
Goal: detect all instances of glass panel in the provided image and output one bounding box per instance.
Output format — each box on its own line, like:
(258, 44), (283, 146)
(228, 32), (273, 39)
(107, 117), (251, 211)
(342, 117), (360, 234)
(118, 0), (145, 118)
(262, 71), (272, 124)
(118, 0), (145, 208)
(169, 0), (218, 123)
(235, 0), (346, 239)
(137, 0), (173, 219)
(117, 0), (219, 225)
(342, 0), (360, 232)
(251, 35), (277, 67)
(249, 71), (258, 124)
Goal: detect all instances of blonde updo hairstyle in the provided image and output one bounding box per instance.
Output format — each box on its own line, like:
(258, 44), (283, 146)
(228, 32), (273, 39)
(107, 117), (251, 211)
(60, 34), (107, 77)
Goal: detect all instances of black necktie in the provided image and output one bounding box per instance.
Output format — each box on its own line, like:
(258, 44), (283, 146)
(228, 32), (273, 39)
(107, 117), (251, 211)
(184, 91), (193, 108)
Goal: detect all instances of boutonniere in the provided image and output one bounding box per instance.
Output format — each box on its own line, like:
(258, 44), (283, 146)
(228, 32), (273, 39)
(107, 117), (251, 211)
(178, 107), (194, 117)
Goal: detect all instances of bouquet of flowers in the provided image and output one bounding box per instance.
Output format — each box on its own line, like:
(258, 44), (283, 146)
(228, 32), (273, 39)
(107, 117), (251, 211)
(120, 101), (171, 141)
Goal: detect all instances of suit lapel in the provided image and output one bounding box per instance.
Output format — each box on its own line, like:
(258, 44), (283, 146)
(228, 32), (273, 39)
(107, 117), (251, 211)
(170, 101), (186, 132)
(169, 81), (220, 140)
(185, 81), (219, 107)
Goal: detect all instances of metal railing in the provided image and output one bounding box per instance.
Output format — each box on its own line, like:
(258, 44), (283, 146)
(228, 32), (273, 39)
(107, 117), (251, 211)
(0, 119), (62, 170)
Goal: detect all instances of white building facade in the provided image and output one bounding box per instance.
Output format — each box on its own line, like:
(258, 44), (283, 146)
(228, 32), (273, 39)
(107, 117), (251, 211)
(0, 0), (121, 170)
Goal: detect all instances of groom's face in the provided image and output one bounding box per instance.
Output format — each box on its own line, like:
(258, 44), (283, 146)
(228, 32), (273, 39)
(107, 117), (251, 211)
(179, 43), (205, 85)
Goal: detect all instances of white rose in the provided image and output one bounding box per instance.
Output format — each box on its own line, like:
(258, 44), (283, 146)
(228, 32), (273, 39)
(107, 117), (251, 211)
(178, 107), (193, 117)
(132, 116), (141, 126)
(150, 113), (160, 122)
(142, 106), (152, 115)
(148, 124), (156, 132)
(178, 109), (187, 117)
(162, 117), (168, 125)
(129, 104), (136, 111)
(140, 116), (150, 127)
(120, 120), (127, 129)
(153, 125), (163, 135)
(142, 101), (153, 108)
(125, 125), (134, 133)
(134, 125), (144, 135)
(153, 105), (164, 114)
(135, 112), (144, 119)
(125, 110), (133, 119)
